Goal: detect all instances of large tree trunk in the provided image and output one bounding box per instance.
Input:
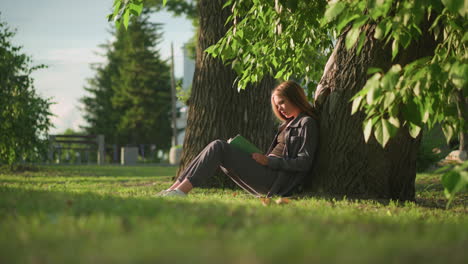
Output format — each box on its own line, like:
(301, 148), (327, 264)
(176, 0), (276, 187)
(311, 23), (438, 201)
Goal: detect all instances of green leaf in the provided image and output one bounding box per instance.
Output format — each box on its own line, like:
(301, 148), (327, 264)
(123, 9), (130, 29)
(392, 39), (399, 59)
(237, 29), (244, 39)
(356, 32), (366, 54)
(402, 99), (422, 125)
(130, 2), (143, 16)
(107, 13), (114, 22)
(448, 20), (463, 31)
(383, 92), (396, 109)
(366, 83), (381, 105)
(222, 1), (232, 9)
(364, 118), (373, 143)
(274, 68), (286, 79)
(442, 171), (461, 198)
(381, 118), (392, 146)
(374, 118), (391, 147)
(367, 67), (381, 75)
(388, 116), (400, 128)
(442, 123), (455, 143)
(205, 45), (217, 56)
(324, 2), (346, 23)
(271, 57), (279, 68)
(409, 123), (421, 138)
(441, 0), (467, 17)
(400, 32), (411, 48)
(449, 61), (468, 90)
(388, 64), (402, 74)
(441, 164), (468, 208)
(463, 31), (468, 42)
(413, 81), (421, 96)
(386, 117), (399, 137)
(346, 25), (360, 50)
(353, 15), (370, 27)
(384, 20), (392, 37)
(163, 0), (168, 7)
(368, 0), (391, 19)
(351, 96), (363, 115)
(337, 14), (361, 33)
(363, 73), (381, 105)
(422, 108), (430, 123)
(381, 64), (401, 91)
(374, 20), (386, 39)
(113, 1), (122, 17)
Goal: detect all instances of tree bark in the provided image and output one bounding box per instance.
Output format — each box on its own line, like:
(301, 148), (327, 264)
(456, 90), (468, 153)
(176, 0), (276, 187)
(311, 23), (438, 201)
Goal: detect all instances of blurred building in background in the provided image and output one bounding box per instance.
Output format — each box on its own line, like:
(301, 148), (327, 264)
(175, 42), (195, 145)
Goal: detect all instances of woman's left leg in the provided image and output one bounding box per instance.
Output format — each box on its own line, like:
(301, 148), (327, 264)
(170, 139), (276, 195)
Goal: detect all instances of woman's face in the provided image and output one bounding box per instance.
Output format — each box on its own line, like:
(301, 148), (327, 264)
(273, 94), (301, 119)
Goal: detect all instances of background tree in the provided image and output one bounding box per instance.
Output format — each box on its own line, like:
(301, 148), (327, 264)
(0, 17), (53, 166)
(81, 11), (172, 151)
(80, 42), (120, 144)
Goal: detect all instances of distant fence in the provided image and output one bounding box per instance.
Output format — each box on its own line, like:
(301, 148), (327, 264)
(109, 144), (161, 164)
(48, 135), (164, 165)
(48, 134), (105, 165)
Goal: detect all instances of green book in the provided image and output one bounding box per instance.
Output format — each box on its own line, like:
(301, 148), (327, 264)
(227, 134), (262, 154)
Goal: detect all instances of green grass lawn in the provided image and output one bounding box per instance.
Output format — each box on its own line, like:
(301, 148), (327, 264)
(1, 165), (467, 264)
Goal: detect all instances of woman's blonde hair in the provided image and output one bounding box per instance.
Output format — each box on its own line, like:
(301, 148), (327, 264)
(271, 81), (318, 122)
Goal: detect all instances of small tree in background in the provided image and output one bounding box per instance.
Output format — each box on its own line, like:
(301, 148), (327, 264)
(0, 17), (53, 166)
(81, 10), (172, 151)
(80, 42), (121, 145)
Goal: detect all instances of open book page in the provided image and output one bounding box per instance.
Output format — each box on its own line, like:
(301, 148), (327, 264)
(228, 134), (262, 154)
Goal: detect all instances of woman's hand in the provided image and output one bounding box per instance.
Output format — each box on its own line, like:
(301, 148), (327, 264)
(252, 153), (268, 166)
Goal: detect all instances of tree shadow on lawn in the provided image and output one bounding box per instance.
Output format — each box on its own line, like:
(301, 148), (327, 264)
(0, 177), (173, 186)
(297, 191), (468, 213)
(0, 186), (255, 226)
(1, 165), (177, 178)
(293, 188), (466, 211)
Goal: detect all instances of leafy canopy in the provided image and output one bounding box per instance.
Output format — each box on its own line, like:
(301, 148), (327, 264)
(0, 17), (53, 165)
(82, 10), (173, 148)
(340, 0), (467, 148)
(107, 0), (196, 29)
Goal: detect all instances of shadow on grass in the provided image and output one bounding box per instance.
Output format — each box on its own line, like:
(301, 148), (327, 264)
(295, 189), (465, 211)
(0, 186), (255, 229)
(1, 165), (178, 178)
(0, 177), (173, 186)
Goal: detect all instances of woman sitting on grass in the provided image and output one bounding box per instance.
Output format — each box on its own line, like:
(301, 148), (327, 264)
(159, 80), (319, 197)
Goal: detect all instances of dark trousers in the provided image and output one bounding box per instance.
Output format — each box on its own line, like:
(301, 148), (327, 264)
(177, 140), (278, 196)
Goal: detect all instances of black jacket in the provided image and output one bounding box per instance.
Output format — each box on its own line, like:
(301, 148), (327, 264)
(266, 112), (319, 196)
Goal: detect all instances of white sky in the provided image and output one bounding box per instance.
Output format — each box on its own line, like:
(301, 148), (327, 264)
(1, 0), (194, 134)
